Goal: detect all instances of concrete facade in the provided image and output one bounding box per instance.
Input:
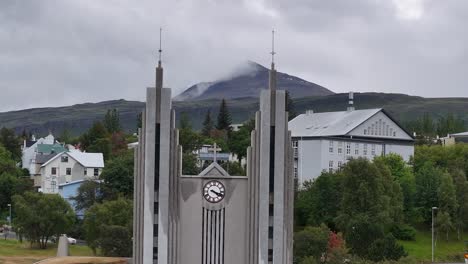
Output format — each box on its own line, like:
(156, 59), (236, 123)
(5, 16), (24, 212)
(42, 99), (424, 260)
(133, 58), (294, 264)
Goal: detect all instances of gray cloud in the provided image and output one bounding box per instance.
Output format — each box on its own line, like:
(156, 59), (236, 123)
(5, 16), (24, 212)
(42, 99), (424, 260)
(1, 0), (468, 112)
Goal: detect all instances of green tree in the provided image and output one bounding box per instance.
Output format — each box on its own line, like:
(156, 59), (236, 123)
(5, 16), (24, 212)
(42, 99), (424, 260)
(83, 197), (133, 256)
(99, 151), (134, 199)
(295, 172), (342, 228)
(216, 99), (232, 131)
(451, 169), (468, 240)
(80, 122), (110, 158)
(366, 234), (407, 262)
(72, 180), (102, 211)
(179, 113), (202, 153)
(182, 152), (199, 175)
(415, 162), (442, 224)
(438, 172), (458, 217)
(294, 225), (330, 263)
(227, 126), (250, 163)
(375, 154), (416, 222)
(344, 217), (385, 259)
(436, 211), (454, 242)
(202, 110), (214, 137)
(0, 127), (21, 161)
(104, 109), (121, 133)
(13, 192), (75, 249)
(58, 128), (72, 144)
(336, 158), (402, 231)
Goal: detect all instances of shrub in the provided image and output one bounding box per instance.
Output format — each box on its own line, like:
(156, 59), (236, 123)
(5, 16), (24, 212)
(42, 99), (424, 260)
(366, 234), (407, 262)
(390, 224), (416, 241)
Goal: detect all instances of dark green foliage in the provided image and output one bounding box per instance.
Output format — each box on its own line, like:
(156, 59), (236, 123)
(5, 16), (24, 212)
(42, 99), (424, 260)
(216, 99), (232, 131)
(452, 169), (468, 240)
(294, 225), (330, 263)
(80, 121), (111, 159)
(182, 152), (199, 175)
(83, 198), (132, 255)
(58, 128), (72, 144)
(295, 172), (342, 228)
(221, 161), (245, 176)
(13, 192), (75, 249)
(390, 224), (416, 241)
(344, 218), (385, 258)
(202, 110), (214, 137)
(367, 234), (407, 262)
(414, 162), (442, 224)
(99, 151), (134, 199)
(99, 225), (132, 257)
(337, 158), (403, 231)
(227, 126), (250, 163)
(179, 112), (203, 153)
(104, 109), (121, 133)
(72, 180), (102, 211)
(0, 127), (21, 161)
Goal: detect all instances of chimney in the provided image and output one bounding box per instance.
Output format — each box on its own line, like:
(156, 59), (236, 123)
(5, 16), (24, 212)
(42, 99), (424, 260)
(347, 92), (355, 112)
(306, 110), (314, 116)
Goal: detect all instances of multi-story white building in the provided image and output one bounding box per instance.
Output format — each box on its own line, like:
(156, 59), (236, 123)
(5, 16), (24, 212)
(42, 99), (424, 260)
(289, 108), (414, 184)
(39, 151), (104, 194)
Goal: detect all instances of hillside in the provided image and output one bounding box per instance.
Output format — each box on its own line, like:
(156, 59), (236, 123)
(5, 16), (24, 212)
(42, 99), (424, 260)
(1, 93), (468, 136)
(173, 61), (334, 101)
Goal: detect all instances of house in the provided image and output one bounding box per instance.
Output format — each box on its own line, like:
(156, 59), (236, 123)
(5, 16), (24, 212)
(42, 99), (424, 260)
(289, 105), (414, 184)
(39, 151), (104, 194)
(440, 132), (468, 146)
(58, 179), (100, 218)
(21, 133), (61, 174)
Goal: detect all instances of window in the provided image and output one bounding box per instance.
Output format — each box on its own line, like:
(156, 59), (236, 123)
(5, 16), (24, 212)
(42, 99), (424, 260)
(61, 156), (68, 162)
(363, 144), (368, 155)
(371, 144), (376, 156)
(364, 129), (367, 135)
(338, 161), (342, 170)
(84, 168), (87, 176)
(355, 143), (359, 155)
(292, 140), (298, 148)
(338, 142), (343, 154)
(393, 131), (396, 137)
(329, 141), (334, 153)
(66, 168), (71, 175)
(294, 167), (298, 178)
(329, 161), (334, 173)
(94, 168), (99, 176)
(51, 167), (57, 175)
(51, 181), (57, 191)
(346, 143), (351, 155)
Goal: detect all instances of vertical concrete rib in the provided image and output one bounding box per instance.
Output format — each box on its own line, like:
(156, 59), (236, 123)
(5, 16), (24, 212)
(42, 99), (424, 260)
(144, 88), (156, 264)
(158, 88), (172, 264)
(258, 90), (271, 264)
(273, 91), (286, 263)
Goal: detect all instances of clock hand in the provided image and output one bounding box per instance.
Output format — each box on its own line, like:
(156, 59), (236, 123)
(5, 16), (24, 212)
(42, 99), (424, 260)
(210, 190), (223, 197)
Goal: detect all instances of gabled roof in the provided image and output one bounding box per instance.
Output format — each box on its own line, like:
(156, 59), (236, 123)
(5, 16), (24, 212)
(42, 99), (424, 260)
(450, 132), (468, 137)
(198, 162), (230, 177)
(37, 143), (66, 154)
(41, 151), (104, 168)
(289, 109), (382, 137)
(68, 151), (104, 168)
(35, 153), (60, 164)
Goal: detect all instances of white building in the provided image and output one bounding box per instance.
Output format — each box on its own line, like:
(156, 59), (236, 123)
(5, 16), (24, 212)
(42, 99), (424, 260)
(289, 108), (414, 184)
(39, 151), (104, 194)
(21, 133), (57, 173)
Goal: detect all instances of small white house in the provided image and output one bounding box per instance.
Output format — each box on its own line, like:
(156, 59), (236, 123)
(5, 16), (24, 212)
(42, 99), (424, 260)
(289, 108), (414, 184)
(39, 151), (104, 194)
(21, 133), (57, 174)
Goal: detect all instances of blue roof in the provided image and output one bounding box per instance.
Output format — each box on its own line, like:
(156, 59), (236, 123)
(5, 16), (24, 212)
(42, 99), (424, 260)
(198, 153), (230, 161)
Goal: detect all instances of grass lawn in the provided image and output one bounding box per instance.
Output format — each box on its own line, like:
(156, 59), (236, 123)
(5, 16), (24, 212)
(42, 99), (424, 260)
(0, 238), (93, 264)
(399, 230), (468, 263)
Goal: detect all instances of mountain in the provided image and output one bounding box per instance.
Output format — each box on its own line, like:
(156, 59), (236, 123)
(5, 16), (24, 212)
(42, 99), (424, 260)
(2, 93), (468, 137)
(174, 61), (334, 101)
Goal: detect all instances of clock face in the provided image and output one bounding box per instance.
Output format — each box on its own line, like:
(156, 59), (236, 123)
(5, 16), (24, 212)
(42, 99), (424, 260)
(203, 180), (225, 203)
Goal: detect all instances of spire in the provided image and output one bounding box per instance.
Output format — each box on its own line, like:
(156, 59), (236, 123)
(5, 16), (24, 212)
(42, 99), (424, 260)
(156, 27), (163, 89)
(269, 29), (277, 93)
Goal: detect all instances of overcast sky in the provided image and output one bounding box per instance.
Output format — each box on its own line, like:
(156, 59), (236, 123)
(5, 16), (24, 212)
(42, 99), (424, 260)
(1, 0), (468, 112)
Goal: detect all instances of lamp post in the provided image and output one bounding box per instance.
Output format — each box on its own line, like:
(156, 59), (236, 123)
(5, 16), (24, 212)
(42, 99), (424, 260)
(432, 206), (438, 263)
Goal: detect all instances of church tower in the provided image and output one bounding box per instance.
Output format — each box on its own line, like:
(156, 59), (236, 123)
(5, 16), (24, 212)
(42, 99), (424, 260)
(133, 30), (294, 264)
